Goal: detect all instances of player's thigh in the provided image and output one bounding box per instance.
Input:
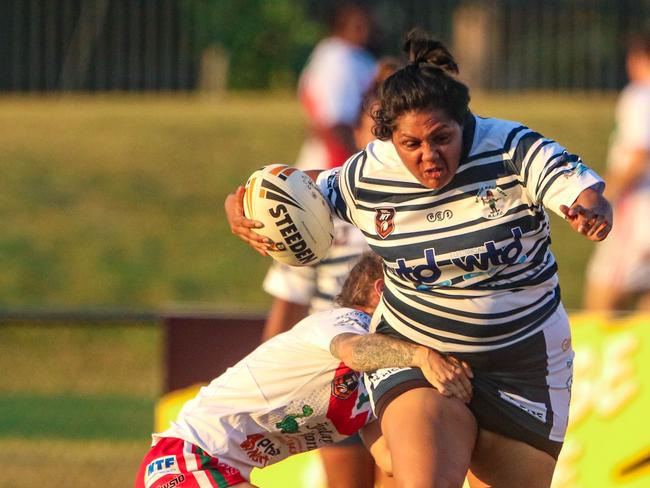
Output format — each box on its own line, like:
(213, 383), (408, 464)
(381, 387), (476, 488)
(320, 439), (375, 488)
(468, 429), (556, 488)
(359, 420), (392, 476)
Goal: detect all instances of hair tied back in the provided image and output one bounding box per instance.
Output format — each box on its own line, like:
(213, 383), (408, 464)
(404, 28), (459, 75)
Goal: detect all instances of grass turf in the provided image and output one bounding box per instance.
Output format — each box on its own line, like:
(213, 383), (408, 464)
(0, 92), (616, 311)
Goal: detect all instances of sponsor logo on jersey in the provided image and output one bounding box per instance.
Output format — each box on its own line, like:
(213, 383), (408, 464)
(333, 311), (370, 331)
(275, 405), (314, 433)
(365, 367), (410, 389)
(304, 422), (336, 449)
(268, 204), (317, 264)
(427, 209), (453, 223)
(394, 227), (524, 284)
(146, 456), (179, 484)
(240, 433), (282, 467)
(498, 390), (547, 422)
(160, 474), (185, 488)
(476, 185), (508, 219)
(331, 371), (359, 400)
(375, 207), (396, 238)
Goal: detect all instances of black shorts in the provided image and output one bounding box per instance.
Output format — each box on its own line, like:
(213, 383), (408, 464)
(364, 306), (573, 460)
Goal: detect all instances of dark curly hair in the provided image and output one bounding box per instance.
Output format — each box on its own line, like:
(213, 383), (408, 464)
(372, 29), (471, 140)
(335, 252), (383, 309)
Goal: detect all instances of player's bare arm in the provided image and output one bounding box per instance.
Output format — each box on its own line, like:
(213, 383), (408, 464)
(560, 184), (613, 241)
(330, 332), (473, 403)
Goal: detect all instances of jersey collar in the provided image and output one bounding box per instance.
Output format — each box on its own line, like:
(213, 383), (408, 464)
(458, 112), (476, 167)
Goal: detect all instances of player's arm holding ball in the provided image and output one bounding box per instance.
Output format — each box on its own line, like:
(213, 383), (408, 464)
(225, 166), (329, 261)
(224, 185), (272, 256)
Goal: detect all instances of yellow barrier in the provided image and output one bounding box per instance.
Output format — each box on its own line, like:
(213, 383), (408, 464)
(553, 313), (650, 488)
(155, 313), (650, 488)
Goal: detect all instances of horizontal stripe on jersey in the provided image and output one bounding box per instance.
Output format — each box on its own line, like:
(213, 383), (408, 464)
(317, 114), (603, 352)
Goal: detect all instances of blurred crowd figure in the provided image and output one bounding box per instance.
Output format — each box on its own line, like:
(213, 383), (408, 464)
(260, 1), (398, 487)
(584, 31), (650, 312)
(293, 0), (376, 172)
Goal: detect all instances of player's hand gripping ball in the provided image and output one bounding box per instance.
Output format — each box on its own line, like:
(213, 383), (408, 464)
(243, 164), (334, 266)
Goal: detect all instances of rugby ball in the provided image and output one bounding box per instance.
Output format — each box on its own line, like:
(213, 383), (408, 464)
(243, 164), (334, 266)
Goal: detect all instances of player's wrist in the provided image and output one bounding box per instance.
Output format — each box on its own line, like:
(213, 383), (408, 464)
(411, 345), (432, 369)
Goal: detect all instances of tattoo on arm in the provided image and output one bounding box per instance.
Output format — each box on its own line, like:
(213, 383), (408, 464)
(330, 333), (418, 371)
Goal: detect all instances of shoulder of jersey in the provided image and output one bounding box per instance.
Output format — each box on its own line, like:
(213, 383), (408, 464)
(333, 308), (371, 332)
(243, 164), (334, 267)
(471, 116), (532, 154)
(360, 141), (408, 177)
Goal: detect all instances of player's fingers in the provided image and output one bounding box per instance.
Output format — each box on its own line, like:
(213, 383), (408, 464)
(596, 222), (612, 240)
(461, 360), (473, 379)
(565, 204), (584, 219)
(233, 225), (269, 244)
(573, 207), (595, 231)
(448, 381), (470, 403)
(441, 366), (471, 403)
(458, 375), (473, 400)
(235, 217), (264, 230)
(436, 383), (453, 398)
(240, 228), (273, 249)
(587, 216), (606, 237)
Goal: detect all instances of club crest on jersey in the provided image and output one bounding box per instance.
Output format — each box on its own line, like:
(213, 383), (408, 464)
(375, 207), (395, 239)
(331, 371), (359, 400)
(476, 185), (507, 219)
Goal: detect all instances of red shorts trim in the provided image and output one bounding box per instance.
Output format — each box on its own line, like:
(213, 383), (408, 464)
(135, 437), (247, 488)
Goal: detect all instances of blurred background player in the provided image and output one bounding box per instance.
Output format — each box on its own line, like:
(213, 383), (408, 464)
(262, 0), (378, 339)
(262, 4), (382, 485)
(584, 31), (650, 312)
(295, 0), (377, 171)
(261, 57), (400, 488)
(262, 56), (400, 340)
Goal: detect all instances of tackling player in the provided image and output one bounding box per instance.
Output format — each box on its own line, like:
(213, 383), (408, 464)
(135, 252), (472, 488)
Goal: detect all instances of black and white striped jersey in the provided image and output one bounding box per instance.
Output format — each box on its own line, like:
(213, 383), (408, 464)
(317, 114), (603, 353)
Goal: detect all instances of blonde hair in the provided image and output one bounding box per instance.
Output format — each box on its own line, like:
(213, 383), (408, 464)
(336, 252), (383, 309)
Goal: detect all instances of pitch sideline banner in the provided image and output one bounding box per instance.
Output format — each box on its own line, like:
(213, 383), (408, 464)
(156, 313), (650, 488)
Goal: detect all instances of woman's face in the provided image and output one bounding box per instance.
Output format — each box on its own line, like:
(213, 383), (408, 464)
(391, 109), (463, 189)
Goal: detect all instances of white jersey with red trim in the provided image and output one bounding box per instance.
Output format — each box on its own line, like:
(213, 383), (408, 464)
(296, 36), (376, 169)
(586, 82), (650, 292)
(155, 308), (373, 471)
(299, 37), (376, 130)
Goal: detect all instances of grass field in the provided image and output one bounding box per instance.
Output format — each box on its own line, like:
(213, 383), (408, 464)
(0, 321), (159, 487)
(0, 92), (616, 311)
(0, 93), (618, 486)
